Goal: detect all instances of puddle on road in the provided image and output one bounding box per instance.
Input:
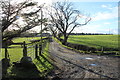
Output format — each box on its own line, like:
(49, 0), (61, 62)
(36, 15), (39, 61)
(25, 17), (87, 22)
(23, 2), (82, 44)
(85, 57), (93, 60)
(89, 64), (97, 66)
(75, 56), (102, 61)
(75, 57), (94, 60)
(97, 57), (101, 58)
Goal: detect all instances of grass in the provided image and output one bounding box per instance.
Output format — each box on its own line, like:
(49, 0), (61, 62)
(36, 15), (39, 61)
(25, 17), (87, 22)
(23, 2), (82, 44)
(33, 41), (53, 77)
(1, 37), (53, 78)
(2, 48), (23, 62)
(53, 37), (85, 54)
(2, 37), (45, 62)
(58, 35), (119, 56)
(13, 37), (43, 43)
(67, 35), (118, 51)
(2, 37), (40, 62)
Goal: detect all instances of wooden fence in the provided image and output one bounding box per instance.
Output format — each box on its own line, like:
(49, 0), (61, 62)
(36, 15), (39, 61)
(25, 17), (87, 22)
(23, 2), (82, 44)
(3, 37), (49, 61)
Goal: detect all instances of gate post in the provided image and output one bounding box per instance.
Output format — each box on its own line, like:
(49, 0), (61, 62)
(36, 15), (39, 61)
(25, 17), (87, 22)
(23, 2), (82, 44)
(39, 44), (42, 56)
(35, 44), (38, 58)
(5, 46), (8, 59)
(23, 41), (27, 57)
(101, 47), (104, 53)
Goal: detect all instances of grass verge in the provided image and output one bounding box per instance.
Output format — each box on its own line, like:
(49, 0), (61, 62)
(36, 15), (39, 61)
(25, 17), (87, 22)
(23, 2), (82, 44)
(53, 37), (85, 54)
(33, 41), (53, 77)
(53, 37), (120, 56)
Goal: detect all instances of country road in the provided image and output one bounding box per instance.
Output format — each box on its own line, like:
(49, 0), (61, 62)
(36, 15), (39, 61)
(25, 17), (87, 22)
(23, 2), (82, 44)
(48, 39), (119, 79)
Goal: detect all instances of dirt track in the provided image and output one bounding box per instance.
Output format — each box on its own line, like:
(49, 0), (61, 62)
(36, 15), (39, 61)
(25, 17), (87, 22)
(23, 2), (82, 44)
(48, 39), (119, 79)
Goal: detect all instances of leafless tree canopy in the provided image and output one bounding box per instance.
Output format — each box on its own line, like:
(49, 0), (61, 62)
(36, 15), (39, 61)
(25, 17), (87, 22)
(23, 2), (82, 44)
(1, 0), (91, 44)
(1, 0), (45, 41)
(48, 2), (91, 44)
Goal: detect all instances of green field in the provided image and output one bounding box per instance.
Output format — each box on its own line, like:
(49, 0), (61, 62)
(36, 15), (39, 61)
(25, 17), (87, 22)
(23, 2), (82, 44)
(12, 37), (44, 43)
(67, 35), (118, 51)
(2, 37), (42, 62)
(1, 37), (53, 77)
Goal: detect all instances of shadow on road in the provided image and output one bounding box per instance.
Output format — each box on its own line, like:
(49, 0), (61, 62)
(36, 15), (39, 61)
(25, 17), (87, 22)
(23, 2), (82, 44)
(52, 53), (114, 80)
(40, 53), (59, 70)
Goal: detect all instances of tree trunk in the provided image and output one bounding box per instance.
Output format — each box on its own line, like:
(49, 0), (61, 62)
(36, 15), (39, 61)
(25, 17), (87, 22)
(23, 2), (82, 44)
(62, 34), (68, 45)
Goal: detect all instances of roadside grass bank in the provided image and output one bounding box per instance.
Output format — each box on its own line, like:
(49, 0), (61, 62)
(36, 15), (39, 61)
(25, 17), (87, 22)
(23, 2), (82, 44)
(33, 41), (54, 77)
(54, 35), (119, 56)
(53, 37), (85, 54)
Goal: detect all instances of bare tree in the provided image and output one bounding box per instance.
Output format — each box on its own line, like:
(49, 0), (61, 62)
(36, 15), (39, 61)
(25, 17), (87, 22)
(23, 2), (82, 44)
(1, 0), (45, 43)
(48, 23), (58, 37)
(49, 2), (91, 44)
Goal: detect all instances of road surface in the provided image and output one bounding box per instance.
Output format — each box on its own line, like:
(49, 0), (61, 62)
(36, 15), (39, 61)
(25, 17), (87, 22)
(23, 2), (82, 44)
(48, 39), (119, 79)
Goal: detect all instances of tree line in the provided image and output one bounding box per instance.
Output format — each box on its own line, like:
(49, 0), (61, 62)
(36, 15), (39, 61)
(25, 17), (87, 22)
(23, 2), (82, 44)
(68, 33), (113, 35)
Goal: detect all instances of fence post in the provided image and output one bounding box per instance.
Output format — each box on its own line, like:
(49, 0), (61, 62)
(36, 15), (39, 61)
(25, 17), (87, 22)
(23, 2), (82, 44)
(5, 46), (8, 59)
(101, 47), (104, 53)
(42, 40), (45, 50)
(39, 44), (42, 56)
(35, 44), (38, 58)
(23, 41), (27, 57)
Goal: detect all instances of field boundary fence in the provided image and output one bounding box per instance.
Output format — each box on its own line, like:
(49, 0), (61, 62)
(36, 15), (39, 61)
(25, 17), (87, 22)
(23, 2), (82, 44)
(3, 37), (50, 62)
